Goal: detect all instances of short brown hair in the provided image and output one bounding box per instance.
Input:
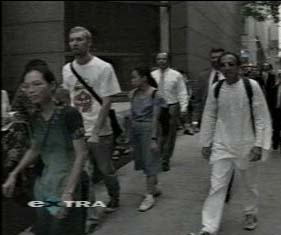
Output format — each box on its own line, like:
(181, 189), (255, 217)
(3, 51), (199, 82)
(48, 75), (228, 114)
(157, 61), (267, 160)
(69, 26), (92, 42)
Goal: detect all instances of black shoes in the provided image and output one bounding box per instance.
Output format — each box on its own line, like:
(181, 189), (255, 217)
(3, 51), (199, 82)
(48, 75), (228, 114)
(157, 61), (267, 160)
(162, 163), (170, 172)
(272, 142), (280, 150)
(104, 198), (119, 213)
(184, 129), (194, 135)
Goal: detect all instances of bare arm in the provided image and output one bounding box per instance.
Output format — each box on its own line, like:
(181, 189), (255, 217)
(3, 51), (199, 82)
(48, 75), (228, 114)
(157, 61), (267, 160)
(62, 138), (88, 196)
(2, 143), (40, 197)
(200, 85), (218, 147)
(10, 143), (40, 177)
(151, 92), (162, 139)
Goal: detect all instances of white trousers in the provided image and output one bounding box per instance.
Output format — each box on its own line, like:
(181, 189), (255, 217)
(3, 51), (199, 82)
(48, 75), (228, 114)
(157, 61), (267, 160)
(202, 158), (259, 234)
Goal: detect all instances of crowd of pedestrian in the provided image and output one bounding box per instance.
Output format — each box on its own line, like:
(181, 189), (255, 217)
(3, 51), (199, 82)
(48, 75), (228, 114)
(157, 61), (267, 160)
(2, 26), (280, 235)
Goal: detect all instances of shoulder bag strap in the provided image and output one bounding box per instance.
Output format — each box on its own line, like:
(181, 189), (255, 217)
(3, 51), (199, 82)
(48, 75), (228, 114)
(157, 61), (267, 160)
(151, 89), (158, 99)
(242, 78), (255, 135)
(214, 79), (225, 99)
(70, 62), (103, 105)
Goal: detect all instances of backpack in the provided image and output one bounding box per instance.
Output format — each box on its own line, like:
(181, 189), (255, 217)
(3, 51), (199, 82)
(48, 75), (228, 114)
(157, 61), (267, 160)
(214, 78), (255, 135)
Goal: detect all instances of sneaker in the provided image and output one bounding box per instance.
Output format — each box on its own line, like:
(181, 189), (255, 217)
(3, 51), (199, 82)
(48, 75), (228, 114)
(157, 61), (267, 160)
(153, 188), (162, 197)
(193, 127), (200, 133)
(123, 148), (132, 155)
(243, 214), (258, 230)
(188, 232), (213, 235)
(138, 194), (155, 212)
(272, 142), (279, 150)
(18, 226), (35, 235)
(85, 220), (100, 234)
(104, 198), (119, 213)
(112, 154), (120, 160)
(188, 231), (213, 235)
(162, 163), (170, 172)
(184, 129), (194, 135)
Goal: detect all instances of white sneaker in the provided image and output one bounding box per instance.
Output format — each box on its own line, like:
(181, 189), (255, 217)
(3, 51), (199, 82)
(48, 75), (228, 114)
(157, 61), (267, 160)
(17, 226), (35, 235)
(153, 188), (162, 197)
(138, 194), (155, 212)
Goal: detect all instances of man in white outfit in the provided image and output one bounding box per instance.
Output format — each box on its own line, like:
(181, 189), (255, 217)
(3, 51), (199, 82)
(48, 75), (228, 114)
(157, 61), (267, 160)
(189, 52), (272, 235)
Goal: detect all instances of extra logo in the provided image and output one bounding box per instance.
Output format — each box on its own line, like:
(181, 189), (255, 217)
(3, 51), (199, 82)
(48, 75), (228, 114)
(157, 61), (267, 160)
(28, 200), (106, 208)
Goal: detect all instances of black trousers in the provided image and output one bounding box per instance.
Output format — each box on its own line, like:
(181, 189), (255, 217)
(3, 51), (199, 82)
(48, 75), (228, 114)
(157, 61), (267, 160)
(272, 107), (281, 149)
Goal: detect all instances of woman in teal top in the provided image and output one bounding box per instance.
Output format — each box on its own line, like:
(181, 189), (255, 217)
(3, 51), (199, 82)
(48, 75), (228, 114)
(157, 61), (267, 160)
(2, 63), (88, 235)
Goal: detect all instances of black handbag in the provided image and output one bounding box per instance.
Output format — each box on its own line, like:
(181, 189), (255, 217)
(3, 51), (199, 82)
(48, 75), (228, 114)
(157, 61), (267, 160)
(70, 63), (123, 139)
(151, 90), (170, 135)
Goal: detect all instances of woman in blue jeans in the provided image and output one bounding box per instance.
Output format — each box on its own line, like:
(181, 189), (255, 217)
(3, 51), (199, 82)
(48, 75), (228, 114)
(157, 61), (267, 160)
(129, 66), (166, 212)
(2, 63), (88, 235)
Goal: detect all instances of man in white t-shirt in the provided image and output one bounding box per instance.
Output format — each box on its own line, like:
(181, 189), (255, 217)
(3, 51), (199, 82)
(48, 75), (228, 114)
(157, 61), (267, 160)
(62, 26), (121, 231)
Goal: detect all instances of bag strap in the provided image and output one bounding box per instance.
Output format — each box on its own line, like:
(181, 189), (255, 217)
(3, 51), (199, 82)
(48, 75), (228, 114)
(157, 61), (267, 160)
(41, 114), (53, 149)
(214, 78), (255, 135)
(151, 89), (157, 99)
(214, 79), (225, 99)
(242, 78), (255, 135)
(70, 62), (103, 105)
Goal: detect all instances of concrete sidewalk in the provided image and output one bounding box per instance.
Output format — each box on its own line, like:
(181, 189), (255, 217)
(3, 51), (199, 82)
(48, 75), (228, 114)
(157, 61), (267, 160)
(91, 132), (281, 235)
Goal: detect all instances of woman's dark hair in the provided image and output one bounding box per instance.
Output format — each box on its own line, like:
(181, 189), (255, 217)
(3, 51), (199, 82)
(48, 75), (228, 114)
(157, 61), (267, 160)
(24, 59), (48, 71)
(210, 48), (225, 55)
(217, 52), (241, 67)
(133, 66), (158, 88)
(22, 62), (56, 85)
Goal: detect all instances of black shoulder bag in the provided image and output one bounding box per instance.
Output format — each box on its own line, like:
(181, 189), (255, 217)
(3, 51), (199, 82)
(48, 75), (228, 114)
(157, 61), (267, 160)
(70, 62), (123, 139)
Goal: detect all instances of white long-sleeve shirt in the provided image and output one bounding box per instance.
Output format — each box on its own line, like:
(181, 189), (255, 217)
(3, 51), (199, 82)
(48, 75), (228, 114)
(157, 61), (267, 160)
(151, 68), (189, 112)
(200, 78), (272, 168)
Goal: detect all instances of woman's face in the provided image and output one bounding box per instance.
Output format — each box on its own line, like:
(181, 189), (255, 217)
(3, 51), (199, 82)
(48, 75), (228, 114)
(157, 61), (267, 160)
(131, 70), (145, 88)
(22, 70), (53, 105)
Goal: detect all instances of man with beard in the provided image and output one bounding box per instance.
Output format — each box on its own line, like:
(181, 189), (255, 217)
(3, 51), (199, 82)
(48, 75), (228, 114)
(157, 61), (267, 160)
(62, 26), (121, 232)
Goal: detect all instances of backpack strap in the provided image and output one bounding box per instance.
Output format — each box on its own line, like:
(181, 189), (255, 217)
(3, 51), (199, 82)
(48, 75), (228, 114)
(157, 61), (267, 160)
(70, 62), (103, 105)
(151, 89), (158, 99)
(242, 78), (255, 135)
(129, 88), (138, 101)
(214, 79), (225, 99)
